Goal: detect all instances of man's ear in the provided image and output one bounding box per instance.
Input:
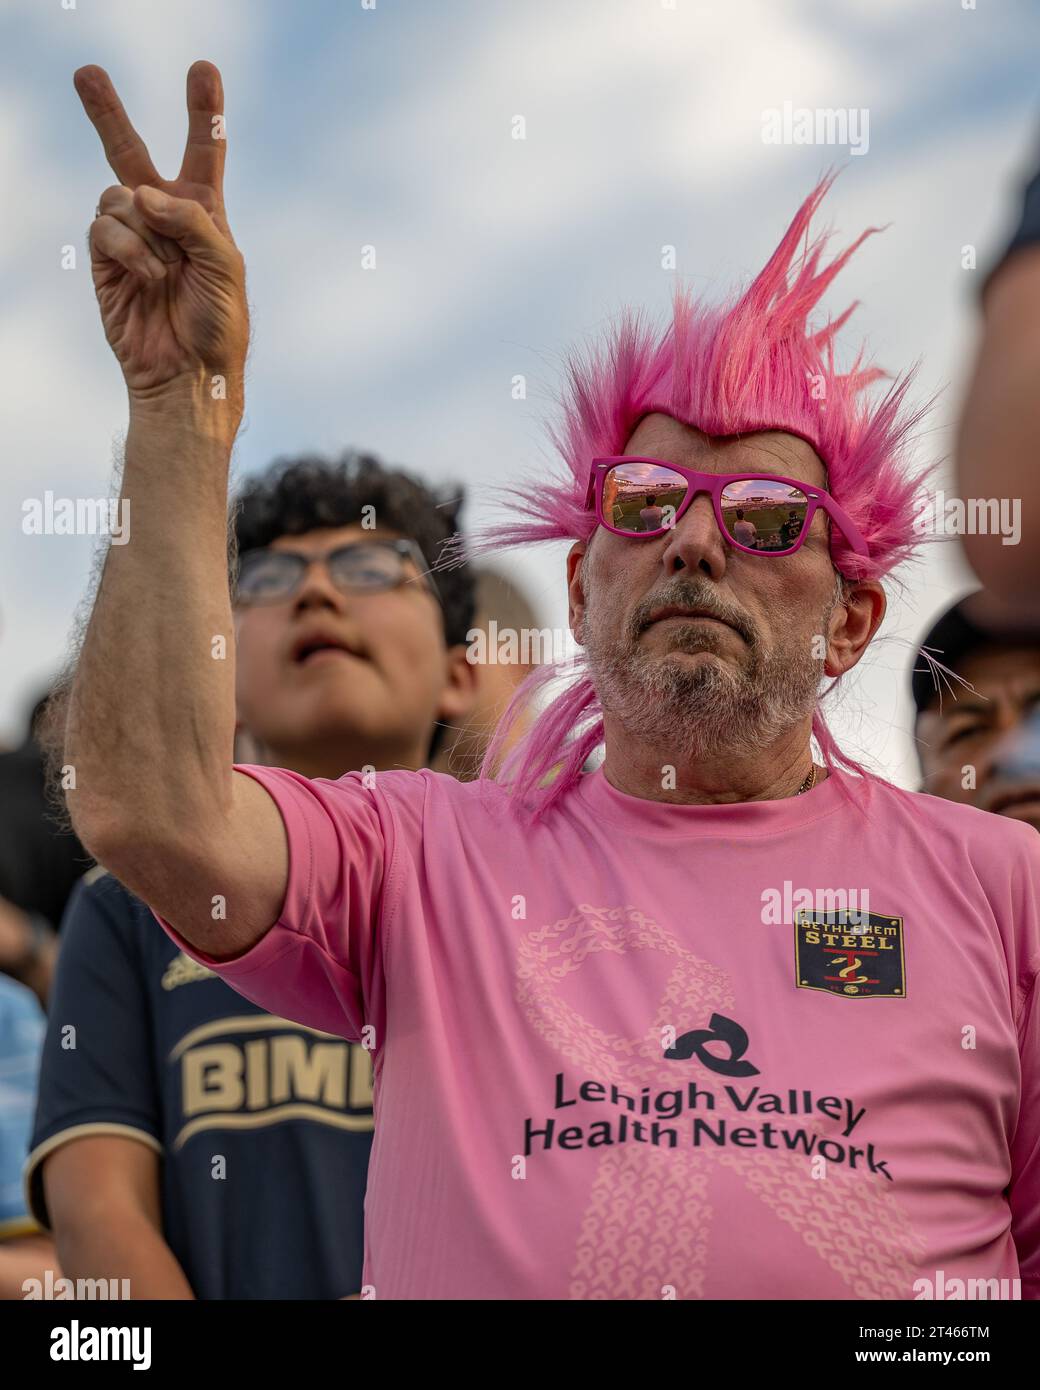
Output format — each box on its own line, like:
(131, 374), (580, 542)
(436, 642), (481, 725)
(566, 542), (589, 646)
(824, 579), (886, 677)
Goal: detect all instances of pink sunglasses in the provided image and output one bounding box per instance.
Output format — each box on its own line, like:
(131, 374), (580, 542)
(586, 456), (869, 561)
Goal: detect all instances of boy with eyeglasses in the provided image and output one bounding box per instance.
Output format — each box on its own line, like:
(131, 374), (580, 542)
(26, 451), (477, 1299)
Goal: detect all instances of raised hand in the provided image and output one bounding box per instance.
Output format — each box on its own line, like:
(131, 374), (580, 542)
(74, 60), (249, 403)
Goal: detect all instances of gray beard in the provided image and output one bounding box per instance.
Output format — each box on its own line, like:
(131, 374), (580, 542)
(582, 580), (833, 762)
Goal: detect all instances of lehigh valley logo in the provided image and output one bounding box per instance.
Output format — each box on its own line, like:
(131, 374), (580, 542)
(663, 1011), (760, 1075)
(794, 910), (906, 1000)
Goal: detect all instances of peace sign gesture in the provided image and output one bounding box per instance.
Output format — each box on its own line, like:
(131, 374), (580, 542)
(75, 60), (249, 404)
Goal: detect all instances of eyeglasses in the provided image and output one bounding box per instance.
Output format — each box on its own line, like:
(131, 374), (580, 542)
(234, 538), (442, 606)
(586, 456), (868, 560)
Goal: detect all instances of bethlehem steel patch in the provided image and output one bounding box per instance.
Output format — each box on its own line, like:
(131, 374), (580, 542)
(794, 910), (906, 999)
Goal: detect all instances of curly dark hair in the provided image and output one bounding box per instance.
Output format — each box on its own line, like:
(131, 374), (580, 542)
(231, 450), (474, 648)
(231, 450), (474, 762)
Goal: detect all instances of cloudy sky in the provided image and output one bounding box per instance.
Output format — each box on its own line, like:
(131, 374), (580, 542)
(2, 0), (1038, 784)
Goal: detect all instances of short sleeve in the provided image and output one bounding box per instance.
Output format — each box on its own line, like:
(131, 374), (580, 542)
(25, 874), (161, 1230)
(152, 764), (397, 1045)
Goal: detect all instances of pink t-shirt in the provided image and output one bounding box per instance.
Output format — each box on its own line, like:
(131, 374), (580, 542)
(157, 764), (1040, 1301)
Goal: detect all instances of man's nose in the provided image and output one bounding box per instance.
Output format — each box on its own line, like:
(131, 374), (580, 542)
(292, 558), (348, 611)
(658, 492), (727, 580)
(990, 709), (1040, 780)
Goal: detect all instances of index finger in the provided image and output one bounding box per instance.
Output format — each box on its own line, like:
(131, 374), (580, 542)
(73, 65), (163, 190)
(178, 60), (226, 194)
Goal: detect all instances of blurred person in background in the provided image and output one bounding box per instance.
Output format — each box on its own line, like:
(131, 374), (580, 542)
(914, 593), (1040, 831)
(0, 692), (88, 1003)
(27, 451), (477, 1299)
(0, 974), (57, 1298)
(957, 132), (1040, 621)
(433, 565), (544, 782)
(916, 131), (1040, 817)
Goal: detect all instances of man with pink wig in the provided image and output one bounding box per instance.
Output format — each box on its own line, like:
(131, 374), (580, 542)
(67, 61), (1039, 1301)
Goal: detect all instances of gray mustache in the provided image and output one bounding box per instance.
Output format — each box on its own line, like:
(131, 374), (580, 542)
(632, 583), (757, 647)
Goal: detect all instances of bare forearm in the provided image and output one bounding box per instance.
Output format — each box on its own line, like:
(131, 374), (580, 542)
(0, 1235), (58, 1300)
(957, 246), (1040, 612)
(67, 371), (241, 855)
(66, 61), (289, 952)
(55, 1218), (195, 1299)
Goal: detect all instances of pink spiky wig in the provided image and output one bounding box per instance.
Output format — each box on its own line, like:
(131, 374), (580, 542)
(455, 174), (935, 819)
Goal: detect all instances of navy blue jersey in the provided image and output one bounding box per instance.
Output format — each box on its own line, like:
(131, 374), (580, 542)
(27, 869), (373, 1299)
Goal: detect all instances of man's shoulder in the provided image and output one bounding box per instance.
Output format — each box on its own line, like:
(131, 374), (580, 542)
(869, 777), (1039, 861)
(371, 767), (513, 816)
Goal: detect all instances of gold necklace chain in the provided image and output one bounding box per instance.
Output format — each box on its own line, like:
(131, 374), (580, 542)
(796, 764), (817, 796)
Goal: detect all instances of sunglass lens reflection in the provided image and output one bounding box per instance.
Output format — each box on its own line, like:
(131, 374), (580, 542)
(601, 463), (688, 532)
(720, 481), (808, 551)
